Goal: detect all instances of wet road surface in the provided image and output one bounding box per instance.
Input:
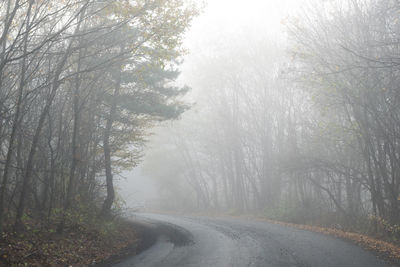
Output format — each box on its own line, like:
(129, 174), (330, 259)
(114, 214), (392, 267)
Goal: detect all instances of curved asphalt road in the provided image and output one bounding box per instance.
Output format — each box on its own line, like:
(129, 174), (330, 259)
(114, 213), (392, 267)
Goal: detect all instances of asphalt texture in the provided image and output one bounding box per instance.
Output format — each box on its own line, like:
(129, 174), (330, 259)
(113, 213), (393, 267)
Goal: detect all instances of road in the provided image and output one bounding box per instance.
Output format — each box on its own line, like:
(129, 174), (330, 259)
(114, 214), (392, 267)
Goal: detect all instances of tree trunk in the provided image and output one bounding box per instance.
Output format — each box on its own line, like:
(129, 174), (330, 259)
(101, 68), (121, 218)
(57, 53), (82, 233)
(0, 0), (33, 233)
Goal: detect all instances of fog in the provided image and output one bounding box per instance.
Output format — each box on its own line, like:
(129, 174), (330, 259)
(119, 0), (400, 234)
(117, 0), (303, 210)
(1, 0), (400, 254)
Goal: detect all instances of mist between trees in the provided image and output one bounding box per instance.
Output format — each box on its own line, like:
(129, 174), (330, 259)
(142, 0), (400, 239)
(0, 0), (198, 234)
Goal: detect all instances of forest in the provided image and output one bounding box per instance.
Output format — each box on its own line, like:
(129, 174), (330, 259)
(2, 0), (400, 265)
(143, 0), (400, 241)
(0, 0), (195, 241)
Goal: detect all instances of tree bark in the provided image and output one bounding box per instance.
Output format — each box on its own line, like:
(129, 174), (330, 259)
(101, 68), (122, 218)
(0, 0), (33, 233)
